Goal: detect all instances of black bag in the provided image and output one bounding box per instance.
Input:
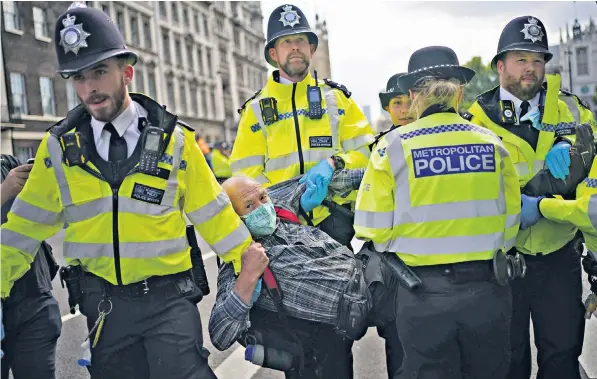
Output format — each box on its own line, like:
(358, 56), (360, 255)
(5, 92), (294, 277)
(334, 263), (372, 340)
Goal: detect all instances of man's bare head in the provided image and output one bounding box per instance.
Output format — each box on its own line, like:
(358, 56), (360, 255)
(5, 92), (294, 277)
(222, 176), (271, 216)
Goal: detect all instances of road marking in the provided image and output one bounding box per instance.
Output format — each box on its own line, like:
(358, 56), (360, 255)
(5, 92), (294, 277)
(214, 345), (260, 378)
(60, 252), (216, 322)
(61, 310), (81, 322)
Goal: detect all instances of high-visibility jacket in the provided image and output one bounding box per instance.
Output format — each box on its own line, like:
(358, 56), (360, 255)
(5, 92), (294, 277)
(467, 74), (596, 255)
(212, 149), (232, 178)
(1, 95), (251, 298)
(230, 70), (374, 225)
(540, 157), (597, 252)
(354, 110), (521, 267)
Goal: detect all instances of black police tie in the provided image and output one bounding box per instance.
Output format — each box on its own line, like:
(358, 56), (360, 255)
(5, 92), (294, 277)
(519, 101), (530, 120)
(104, 123), (127, 162)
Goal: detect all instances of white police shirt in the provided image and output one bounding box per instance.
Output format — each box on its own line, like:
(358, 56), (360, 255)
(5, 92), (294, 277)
(499, 87), (540, 124)
(90, 101), (148, 161)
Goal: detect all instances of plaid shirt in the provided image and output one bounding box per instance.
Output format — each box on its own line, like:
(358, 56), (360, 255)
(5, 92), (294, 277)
(208, 169), (364, 351)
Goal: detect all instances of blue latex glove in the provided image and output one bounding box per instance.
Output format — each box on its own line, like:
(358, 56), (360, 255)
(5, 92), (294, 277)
(300, 176), (328, 213)
(520, 194), (544, 230)
(519, 105), (541, 130)
(299, 159), (334, 188)
(251, 278), (262, 305)
(545, 142), (571, 180)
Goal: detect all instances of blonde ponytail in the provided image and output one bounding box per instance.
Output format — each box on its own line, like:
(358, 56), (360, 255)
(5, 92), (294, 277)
(408, 77), (463, 119)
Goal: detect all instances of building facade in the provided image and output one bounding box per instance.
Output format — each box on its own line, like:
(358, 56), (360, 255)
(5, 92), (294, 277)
(310, 14), (331, 80)
(547, 18), (597, 116)
(1, 1), (267, 162)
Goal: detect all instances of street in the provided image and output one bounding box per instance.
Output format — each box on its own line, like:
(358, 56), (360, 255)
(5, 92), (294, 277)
(39, 230), (597, 379)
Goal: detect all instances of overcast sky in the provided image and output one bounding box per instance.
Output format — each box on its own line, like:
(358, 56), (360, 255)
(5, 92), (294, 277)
(260, 1), (597, 121)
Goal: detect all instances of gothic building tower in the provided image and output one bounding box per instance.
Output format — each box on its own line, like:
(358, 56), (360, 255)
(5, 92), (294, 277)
(310, 14), (332, 80)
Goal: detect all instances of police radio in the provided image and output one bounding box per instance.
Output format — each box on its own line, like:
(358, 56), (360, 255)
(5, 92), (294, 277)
(498, 100), (516, 124)
(60, 132), (88, 167)
(307, 71), (324, 119)
(139, 126), (164, 175)
(259, 97), (278, 125)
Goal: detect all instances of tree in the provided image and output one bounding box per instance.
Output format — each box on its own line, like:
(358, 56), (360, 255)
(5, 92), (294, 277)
(460, 56), (499, 112)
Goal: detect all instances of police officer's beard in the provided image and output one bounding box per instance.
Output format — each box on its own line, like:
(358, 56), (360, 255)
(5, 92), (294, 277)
(503, 71), (543, 101)
(85, 79), (127, 122)
(280, 55), (309, 80)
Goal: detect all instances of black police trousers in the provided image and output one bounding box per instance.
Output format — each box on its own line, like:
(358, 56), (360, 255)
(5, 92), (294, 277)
(78, 273), (217, 379)
(377, 322), (404, 379)
(507, 240), (586, 379)
(1, 292), (62, 379)
(394, 261), (512, 379)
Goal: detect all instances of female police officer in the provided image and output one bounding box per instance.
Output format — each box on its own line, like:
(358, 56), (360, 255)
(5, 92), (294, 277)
(354, 46), (521, 379)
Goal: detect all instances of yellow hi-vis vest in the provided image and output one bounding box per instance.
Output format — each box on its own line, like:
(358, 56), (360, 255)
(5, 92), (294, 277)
(212, 149), (232, 178)
(467, 74), (596, 255)
(354, 111), (521, 267)
(230, 71), (374, 225)
(1, 98), (251, 298)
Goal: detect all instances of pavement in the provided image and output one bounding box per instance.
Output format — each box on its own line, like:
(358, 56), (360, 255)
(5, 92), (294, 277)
(8, 230), (596, 379)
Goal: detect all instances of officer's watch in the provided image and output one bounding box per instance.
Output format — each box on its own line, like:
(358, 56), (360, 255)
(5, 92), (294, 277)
(331, 155), (345, 171)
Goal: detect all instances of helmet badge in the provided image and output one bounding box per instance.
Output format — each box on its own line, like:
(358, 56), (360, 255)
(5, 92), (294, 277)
(59, 13), (91, 55)
(279, 5), (301, 28)
(520, 17), (544, 43)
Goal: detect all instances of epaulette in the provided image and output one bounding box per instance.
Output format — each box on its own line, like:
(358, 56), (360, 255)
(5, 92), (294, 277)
(461, 111), (473, 121)
(323, 78), (351, 98)
(369, 126), (398, 151)
(238, 89), (262, 115)
(176, 119), (195, 132)
(560, 89), (591, 110)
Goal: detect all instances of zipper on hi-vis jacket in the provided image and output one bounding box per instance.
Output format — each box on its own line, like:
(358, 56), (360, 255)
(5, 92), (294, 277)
(291, 83), (305, 174)
(112, 184), (123, 285)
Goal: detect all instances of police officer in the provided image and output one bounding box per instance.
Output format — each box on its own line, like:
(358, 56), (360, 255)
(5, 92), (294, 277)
(367, 73), (413, 378)
(211, 141), (233, 183)
(230, 4), (374, 247)
(355, 46), (521, 379)
(0, 4), (260, 378)
(0, 155), (61, 379)
(466, 16), (596, 379)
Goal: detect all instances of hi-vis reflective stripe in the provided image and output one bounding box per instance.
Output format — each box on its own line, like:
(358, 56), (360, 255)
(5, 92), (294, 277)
(10, 198), (62, 225)
(265, 150), (332, 172)
(210, 223), (251, 256)
(321, 86), (340, 154)
(231, 155), (265, 171)
(64, 236), (189, 259)
(250, 100), (268, 139)
(255, 174), (269, 184)
(341, 135), (375, 153)
(588, 194), (597, 231)
(1, 229), (41, 254)
(63, 196), (178, 223)
(514, 160), (545, 177)
(162, 127), (185, 207)
(356, 125), (512, 256)
(47, 135), (73, 207)
(560, 95), (580, 124)
(187, 191), (230, 224)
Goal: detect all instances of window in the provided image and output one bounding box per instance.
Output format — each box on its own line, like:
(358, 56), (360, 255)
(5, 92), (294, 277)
(171, 3), (178, 23)
(174, 39), (182, 67)
(203, 17), (209, 38)
(116, 11), (125, 35)
(159, 2), (167, 18)
(9, 72), (27, 116)
(66, 81), (80, 110)
(39, 77), (56, 116)
(135, 63), (144, 93)
(197, 47), (203, 75)
(167, 78), (175, 112)
(33, 7), (49, 38)
(205, 50), (211, 76)
(576, 47), (589, 76)
(202, 88), (209, 118)
(233, 28), (241, 47)
(182, 6), (189, 27)
(193, 11), (199, 34)
(131, 15), (139, 46)
(219, 43), (228, 65)
(143, 17), (152, 49)
(162, 29), (170, 63)
(148, 72), (157, 100)
(179, 84), (187, 114)
(3, 1), (21, 31)
(191, 86), (198, 113)
(236, 63), (244, 85)
(186, 43), (193, 70)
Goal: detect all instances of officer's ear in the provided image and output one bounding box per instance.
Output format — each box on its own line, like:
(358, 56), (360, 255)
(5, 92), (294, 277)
(123, 64), (134, 87)
(269, 47), (278, 64)
(310, 44), (316, 56)
(383, 105), (389, 113)
(408, 89), (416, 101)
